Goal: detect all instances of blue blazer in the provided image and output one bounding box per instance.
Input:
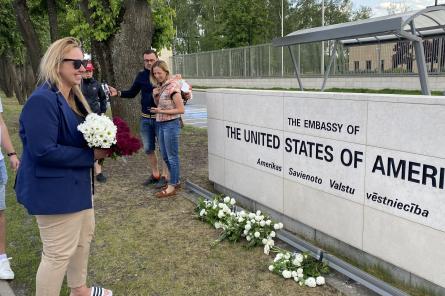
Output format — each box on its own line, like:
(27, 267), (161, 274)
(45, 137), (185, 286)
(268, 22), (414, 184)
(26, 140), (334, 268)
(15, 83), (95, 215)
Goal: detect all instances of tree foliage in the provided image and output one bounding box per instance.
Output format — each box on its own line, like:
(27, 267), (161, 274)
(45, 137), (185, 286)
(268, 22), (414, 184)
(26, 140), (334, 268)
(171, 0), (371, 54)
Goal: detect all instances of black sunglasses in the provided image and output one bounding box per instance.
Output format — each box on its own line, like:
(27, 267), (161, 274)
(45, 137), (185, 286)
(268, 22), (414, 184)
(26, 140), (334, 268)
(62, 59), (88, 70)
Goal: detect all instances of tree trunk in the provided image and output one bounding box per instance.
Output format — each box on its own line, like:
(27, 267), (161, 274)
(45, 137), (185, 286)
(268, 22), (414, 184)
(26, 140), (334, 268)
(79, 0), (153, 132)
(0, 54), (15, 97)
(110, 0), (154, 132)
(13, 0), (43, 77)
(46, 0), (59, 42)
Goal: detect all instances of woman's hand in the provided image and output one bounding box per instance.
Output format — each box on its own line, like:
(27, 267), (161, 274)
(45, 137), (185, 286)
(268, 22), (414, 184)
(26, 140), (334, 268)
(94, 148), (110, 160)
(152, 87), (161, 96)
(9, 155), (20, 171)
(150, 107), (161, 114)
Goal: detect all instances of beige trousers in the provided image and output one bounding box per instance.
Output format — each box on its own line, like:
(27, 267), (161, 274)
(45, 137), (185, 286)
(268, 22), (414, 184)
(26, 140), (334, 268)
(35, 209), (95, 296)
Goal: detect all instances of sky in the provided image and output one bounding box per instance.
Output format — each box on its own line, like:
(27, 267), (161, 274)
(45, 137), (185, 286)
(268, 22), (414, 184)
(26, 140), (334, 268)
(352, 0), (443, 16)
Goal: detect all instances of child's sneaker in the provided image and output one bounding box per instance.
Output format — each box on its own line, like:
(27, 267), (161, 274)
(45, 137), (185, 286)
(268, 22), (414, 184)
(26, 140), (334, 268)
(0, 258), (14, 280)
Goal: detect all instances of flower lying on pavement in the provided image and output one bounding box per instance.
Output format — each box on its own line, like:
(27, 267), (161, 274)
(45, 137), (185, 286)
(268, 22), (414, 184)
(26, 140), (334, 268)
(268, 247), (329, 287)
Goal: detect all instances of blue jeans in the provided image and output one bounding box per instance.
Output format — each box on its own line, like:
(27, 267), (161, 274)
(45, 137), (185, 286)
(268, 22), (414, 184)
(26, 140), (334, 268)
(158, 118), (181, 186)
(139, 117), (158, 154)
(0, 159), (7, 210)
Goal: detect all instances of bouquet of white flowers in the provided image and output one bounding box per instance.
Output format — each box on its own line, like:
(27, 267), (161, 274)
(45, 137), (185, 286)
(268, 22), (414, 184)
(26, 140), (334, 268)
(77, 113), (117, 148)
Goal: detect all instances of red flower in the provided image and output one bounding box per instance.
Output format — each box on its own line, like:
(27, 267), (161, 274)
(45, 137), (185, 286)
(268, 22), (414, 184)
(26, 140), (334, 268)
(109, 117), (142, 157)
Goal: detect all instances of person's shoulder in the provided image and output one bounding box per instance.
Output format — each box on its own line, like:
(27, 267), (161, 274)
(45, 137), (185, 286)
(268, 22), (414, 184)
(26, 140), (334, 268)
(26, 83), (59, 107)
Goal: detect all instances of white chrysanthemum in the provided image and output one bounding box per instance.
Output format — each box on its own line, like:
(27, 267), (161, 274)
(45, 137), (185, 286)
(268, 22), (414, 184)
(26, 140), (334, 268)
(273, 223), (281, 230)
(268, 265), (274, 271)
(243, 229), (248, 235)
(259, 220), (266, 227)
(256, 210), (262, 216)
(297, 268), (303, 275)
(265, 219), (272, 226)
(294, 253), (304, 263)
(262, 238), (268, 245)
(246, 236), (251, 241)
(284, 253), (291, 260)
(214, 222), (221, 229)
(269, 231), (276, 238)
(217, 210), (225, 218)
(199, 209), (206, 217)
(230, 198), (236, 205)
(254, 231), (260, 238)
(282, 270), (292, 279)
(248, 213), (256, 219)
(264, 244), (270, 255)
(223, 196), (231, 203)
(316, 276), (325, 285)
(291, 271), (298, 278)
(244, 224), (251, 230)
(238, 217), (244, 223)
(77, 113), (117, 148)
(305, 277), (317, 288)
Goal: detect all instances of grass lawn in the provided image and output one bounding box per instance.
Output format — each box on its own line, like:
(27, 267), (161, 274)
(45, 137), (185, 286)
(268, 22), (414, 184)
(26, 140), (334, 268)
(3, 95), (341, 296)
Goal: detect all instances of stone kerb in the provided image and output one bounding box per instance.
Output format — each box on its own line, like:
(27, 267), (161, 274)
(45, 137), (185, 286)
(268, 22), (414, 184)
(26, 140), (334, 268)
(206, 88), (445, 289)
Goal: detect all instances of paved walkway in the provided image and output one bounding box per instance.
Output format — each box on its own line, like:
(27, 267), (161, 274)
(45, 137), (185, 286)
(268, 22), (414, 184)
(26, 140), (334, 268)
(183, 102), (207, 128)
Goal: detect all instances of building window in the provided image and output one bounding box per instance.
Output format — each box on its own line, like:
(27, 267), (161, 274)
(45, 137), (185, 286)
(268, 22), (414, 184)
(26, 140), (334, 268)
(354, 61), (359, 72)
(366, 60), (372, 71)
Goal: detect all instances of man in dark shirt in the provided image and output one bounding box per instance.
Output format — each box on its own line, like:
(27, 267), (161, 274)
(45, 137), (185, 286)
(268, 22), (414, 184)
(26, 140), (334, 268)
(109, 50), (168, 186)
(81, 61), (109, 183)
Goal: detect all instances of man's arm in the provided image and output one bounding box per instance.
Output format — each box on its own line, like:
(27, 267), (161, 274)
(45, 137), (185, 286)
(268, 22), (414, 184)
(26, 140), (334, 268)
(0, 114), (19, 171)
(113, 72), (142, 98)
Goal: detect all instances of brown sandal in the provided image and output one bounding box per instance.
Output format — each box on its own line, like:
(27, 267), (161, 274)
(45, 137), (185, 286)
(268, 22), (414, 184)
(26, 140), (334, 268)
(155, 188), (177, 198)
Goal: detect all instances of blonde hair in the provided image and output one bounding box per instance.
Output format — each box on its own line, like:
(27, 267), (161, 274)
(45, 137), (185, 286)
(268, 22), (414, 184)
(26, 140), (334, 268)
(149, 60), (171, 86)
(38, 37), (91, 115)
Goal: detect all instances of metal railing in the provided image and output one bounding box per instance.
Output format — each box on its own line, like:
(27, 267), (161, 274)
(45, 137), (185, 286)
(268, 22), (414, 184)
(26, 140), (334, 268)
(171, 37), (445, 78)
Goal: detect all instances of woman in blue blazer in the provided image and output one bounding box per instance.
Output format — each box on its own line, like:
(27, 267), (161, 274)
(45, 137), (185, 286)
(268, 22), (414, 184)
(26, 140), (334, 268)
(15, 37), (112, 296)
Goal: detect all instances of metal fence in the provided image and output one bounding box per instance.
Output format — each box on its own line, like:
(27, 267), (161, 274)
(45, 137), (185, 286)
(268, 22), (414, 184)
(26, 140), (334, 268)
(171, 37), (445, 78)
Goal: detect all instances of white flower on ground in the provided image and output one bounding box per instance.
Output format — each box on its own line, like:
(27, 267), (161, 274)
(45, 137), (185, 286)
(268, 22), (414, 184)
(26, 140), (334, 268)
(244, 224), (251, 230)
(274, 223), (281, 230)
(199, 209), (206, 217)
(243, 229), (248, 235)
(265, 219), (272, 226)
(256, 210), (262, 216)
(218, 203), (224, 209)
(297, 268), (303, 275)
(238, 217), (245, 223)
(316, 276), (325, 285)
(284, 253), (291, 260)
(246, 236), (251, 241)
(259, 220), (266, 227)
(292, 259), (301, 267)
(254, 231), (260, 238)
(294, 253), (304, 263)
(264, 244), (270, 255)
(269, 231), (276, 238)
(239, 211), (246, 217)
(217, 210), (225, 218)
(248, 213), (256, 219)
(274, 253), (283, 262)
(214, 222), (221, 229)
(268, 265), (274, 271)
(224, 196), (230, 203)
(230, 198), (236, 205)
(262, 238), (268, 244)
(250, 219), (256, 224)
(291, 271), (298, 278)
(282, 270), (292, 279)
(305, 277), (317, 288)
(266, 238), (274, 246)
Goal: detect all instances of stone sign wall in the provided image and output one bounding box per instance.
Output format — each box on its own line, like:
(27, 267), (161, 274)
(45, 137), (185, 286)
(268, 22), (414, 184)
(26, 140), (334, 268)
(207, 89), (445, 288)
